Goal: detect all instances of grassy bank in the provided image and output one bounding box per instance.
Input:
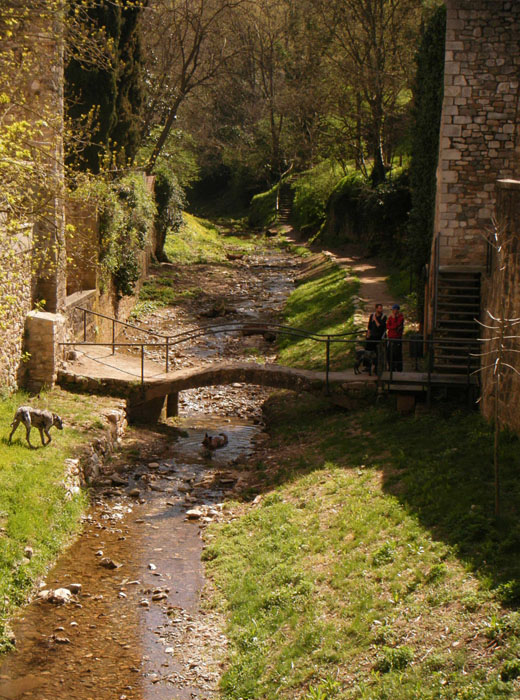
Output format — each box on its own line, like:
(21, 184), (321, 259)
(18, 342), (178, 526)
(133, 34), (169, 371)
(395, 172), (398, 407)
(0, 389), (121, 652)
(204, 395), (520, 699)
(277, 255), (361, 371)
(202, 250), (520, 698)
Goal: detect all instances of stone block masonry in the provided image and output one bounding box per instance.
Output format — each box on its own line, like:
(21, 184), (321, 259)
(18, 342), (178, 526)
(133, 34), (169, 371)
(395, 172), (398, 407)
(24, 312), (67, 393)
(0, 228), (32, 391)
(434, 0), (520, 267)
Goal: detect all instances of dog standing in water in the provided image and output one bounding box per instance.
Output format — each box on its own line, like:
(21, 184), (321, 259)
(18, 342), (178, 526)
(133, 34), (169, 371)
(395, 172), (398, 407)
(202, 432), (228, 450)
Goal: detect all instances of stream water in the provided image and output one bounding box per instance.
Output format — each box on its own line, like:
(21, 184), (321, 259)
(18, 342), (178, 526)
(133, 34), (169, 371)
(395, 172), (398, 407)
(0, 246), (298, 700)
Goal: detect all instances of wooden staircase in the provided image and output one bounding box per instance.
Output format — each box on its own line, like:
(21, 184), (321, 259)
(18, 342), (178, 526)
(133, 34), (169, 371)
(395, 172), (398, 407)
(434, 269), (481, 373)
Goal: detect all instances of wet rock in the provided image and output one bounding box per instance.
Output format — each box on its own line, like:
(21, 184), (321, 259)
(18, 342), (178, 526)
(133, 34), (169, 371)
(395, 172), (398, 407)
(39, 588), (74, 605)
(139, 599), (150, 608)
(128, 488), (141, 498)
(68, 583), (82, 594)
(148, 563), (157, 571)
(51, 635), (71, 644)
(152, 592), (168, 602)
(108, 473), (128, 486)
(99, 557), (122, 569)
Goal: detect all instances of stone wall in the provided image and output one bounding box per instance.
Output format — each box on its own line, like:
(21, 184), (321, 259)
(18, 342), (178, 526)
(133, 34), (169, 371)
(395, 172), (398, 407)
(24, 312), (67, 393)
(481, 179), (520, 432)
(433, 0), (520, 268)
(0, 227), (33, 391)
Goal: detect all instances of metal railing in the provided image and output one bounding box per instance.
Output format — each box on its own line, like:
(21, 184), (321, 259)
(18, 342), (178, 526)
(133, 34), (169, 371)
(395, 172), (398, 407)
(62, 306), (480, 394)
(65, 306), (364, 387)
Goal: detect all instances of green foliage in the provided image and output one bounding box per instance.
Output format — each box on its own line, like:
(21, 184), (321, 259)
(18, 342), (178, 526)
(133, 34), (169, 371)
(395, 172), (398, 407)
(406, 5), (446, 297)
(110, 2), (146, 166)
(317, 171), (411, 256)
(375, 645), (415, 673)
(65, 0), (146, 172)
(71, 171), (155, 297)
(291, 163), (344, 235)
(153, 164), (186, 261)
(248, 183), (279, 229)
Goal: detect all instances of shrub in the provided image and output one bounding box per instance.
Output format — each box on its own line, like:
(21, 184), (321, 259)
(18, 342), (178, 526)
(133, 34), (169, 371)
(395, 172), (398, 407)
(248, 183), (279, 228)
(500, 659), (520, 682)
(375, 645), (415, 673)
(96, 172), (156, 298)
(153, 164), (185, 261)
(317, 171), (411, 257)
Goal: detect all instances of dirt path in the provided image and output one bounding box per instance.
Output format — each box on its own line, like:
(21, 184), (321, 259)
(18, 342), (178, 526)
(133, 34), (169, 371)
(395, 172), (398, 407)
(320, 243), (399, 326)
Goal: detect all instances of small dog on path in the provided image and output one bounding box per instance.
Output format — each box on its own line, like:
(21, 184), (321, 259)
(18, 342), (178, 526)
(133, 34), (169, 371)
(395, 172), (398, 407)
(202, 432), (228, 450)
(8, 406), (63, 448)
(354, 349), (377, 376)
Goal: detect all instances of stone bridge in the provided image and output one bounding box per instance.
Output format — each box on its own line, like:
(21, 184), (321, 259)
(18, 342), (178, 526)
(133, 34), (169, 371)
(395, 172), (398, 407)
(58, 361), (375, 423)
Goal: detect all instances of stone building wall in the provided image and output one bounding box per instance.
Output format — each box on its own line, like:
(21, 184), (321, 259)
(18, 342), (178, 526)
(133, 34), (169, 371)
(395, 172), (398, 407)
(433, 0), (520, 268)
(481, 180), (520, 432)
(0, 227), (33, 392)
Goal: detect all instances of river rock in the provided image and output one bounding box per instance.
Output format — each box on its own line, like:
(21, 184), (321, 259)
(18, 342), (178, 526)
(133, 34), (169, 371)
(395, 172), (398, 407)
(99, 557), (122, 569)
(68, 583), (82, 594)
(186, 509), (203, 520)
(39, 588), (74, 605)
(128, 488), (141, 498)
(108, 473), (128, 486)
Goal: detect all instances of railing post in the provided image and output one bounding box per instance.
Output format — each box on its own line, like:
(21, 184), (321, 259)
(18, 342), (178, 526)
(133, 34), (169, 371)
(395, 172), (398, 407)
(112, 319), (116, 355)
(141, 345), (145, 385)
(326, 336), (331, 395)
(165, 337), (169, 373)
(427, 335), (433, 409)
(83, 309), (87, 342)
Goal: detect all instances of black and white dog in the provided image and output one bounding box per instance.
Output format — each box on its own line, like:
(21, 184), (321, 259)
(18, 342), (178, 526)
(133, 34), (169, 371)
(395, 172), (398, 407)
(354, 348), (378, 376)
(8, 406), (63, 448)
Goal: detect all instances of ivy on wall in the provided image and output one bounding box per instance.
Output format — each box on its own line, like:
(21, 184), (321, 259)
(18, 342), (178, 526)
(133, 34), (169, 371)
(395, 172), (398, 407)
(70, 171), (155, 299)
(406, 4), (446, 284)
(98, 173), (156, 298)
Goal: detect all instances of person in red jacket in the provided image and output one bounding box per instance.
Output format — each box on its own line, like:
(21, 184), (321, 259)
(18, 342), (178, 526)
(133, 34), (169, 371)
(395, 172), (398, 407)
(387, 303), (404, 371)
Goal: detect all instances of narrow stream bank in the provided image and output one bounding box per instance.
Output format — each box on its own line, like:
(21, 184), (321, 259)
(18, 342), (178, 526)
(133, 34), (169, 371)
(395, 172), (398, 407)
(0, 243), (300, 700)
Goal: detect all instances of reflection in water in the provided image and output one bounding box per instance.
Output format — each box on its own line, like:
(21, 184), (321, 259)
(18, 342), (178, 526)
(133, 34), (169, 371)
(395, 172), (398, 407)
(0, 419), (261, 700)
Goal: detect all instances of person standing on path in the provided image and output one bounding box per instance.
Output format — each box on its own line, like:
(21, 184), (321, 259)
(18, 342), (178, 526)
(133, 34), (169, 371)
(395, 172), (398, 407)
(366, 303), (386, 349)
(387, 304), (404, 371)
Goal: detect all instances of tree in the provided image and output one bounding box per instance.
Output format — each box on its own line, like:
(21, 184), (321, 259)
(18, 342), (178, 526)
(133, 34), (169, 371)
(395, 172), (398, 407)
(315, 0), (421, 184)
(65, 0), (147, 173)
(140, 0), (247, 174)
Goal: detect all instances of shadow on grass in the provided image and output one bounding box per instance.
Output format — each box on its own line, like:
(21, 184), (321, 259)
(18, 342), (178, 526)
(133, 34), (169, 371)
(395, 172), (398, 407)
(253, 390), (520, 605)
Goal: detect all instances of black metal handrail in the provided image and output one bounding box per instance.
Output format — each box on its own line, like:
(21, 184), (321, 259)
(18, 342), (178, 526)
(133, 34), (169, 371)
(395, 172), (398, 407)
(62, 307), (480, 395)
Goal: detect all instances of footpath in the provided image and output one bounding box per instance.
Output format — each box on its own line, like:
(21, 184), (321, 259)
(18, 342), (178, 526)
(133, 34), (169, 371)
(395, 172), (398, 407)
(63, 232), (401, 386)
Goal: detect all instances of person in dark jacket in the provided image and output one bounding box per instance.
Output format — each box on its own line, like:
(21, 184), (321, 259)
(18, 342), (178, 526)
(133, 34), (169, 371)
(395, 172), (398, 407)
(365, 303), (386, 370)
(387, 303), (404, 371)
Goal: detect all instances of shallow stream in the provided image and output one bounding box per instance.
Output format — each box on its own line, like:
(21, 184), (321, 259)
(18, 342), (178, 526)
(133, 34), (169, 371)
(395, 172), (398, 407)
(0, 245), (298, 699)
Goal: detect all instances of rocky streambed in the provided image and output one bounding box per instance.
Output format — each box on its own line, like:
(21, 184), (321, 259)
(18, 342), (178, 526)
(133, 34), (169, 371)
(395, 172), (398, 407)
(0, 241), (300, 700)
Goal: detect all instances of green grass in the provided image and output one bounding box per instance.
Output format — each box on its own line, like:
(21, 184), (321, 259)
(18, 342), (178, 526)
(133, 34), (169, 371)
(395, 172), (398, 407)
(277, 257), (360, 370)
(164, 212), (261, 264)
(0, 389), (120, 652)
(204, 395), (520, 699)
